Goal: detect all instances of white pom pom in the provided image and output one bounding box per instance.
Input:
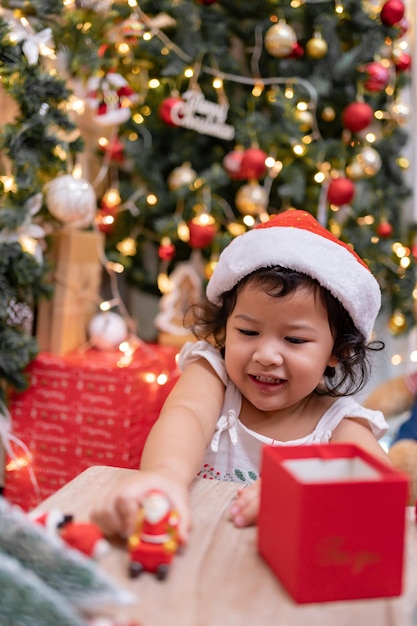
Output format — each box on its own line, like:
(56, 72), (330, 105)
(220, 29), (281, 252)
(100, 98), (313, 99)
(88, 312), (128, 350)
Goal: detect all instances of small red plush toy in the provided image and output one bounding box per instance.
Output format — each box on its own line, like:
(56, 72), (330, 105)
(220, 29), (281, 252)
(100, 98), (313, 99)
(127, 489), (181, 580)
(30, 509), (110, 559)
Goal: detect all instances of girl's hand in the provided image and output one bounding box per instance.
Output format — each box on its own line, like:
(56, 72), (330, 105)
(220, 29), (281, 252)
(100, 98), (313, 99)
(229, 479), (261, 527)
(90, 471), (191, 544)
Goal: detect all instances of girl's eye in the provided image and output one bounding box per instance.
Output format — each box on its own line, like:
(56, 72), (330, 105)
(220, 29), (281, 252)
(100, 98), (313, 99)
(238, 328), (258, 336)
(286, 337), (307, 344)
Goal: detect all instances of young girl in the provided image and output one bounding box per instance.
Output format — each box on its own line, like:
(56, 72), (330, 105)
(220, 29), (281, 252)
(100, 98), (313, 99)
(91, 210), (389, 542)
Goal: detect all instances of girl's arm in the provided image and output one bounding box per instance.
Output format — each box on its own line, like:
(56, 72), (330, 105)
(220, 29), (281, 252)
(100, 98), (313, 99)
(329, 416), (391, 464)
(90, 358), (225, 541)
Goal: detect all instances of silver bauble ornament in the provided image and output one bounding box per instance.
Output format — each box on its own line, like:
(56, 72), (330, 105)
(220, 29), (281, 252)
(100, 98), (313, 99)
(45, 174), (97, 228)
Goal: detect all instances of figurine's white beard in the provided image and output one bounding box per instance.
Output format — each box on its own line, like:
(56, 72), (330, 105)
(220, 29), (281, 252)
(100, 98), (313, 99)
(144, 495), (170, 523)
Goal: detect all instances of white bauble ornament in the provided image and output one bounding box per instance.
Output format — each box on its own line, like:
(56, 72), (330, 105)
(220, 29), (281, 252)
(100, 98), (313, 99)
(88, 311), (128, 350)
(235, 182), (269, 216)
(45, 175), (97, 228)
(264, 22), (297, 58)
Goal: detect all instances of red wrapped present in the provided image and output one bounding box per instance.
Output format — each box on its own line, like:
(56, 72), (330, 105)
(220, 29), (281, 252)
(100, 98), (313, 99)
(258, 443), (409, 604)
(4, 343), (180, 511)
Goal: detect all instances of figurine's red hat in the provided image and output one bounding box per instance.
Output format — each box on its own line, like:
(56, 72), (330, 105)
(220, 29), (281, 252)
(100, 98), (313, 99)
(206, 209), (381, 339)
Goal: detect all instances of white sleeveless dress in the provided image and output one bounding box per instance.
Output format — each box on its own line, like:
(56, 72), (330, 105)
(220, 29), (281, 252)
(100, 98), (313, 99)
(179, 341), (388, 485)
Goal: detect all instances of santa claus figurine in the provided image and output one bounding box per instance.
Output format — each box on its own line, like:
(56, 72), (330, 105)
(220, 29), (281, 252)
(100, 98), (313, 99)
(128, 489), (181, 580)
(30, 510), (110, 559)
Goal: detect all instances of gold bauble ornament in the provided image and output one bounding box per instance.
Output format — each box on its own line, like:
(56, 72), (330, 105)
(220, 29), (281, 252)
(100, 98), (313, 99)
(355, 146), (382, 177)
(264, 21), (297, 58)
(321, 106), (336, 122)
(235, 182), (268, 216)
(388, 100), (410, 126)
(168, 162), (197, 190)
(305, 33), (328, 59)
(295, 110), (314, 132)
(346, 161), (366, 180)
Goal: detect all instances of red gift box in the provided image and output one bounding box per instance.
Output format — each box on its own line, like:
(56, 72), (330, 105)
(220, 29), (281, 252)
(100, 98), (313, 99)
(258, 443), (409, 604)
(4, 343), (180, 511)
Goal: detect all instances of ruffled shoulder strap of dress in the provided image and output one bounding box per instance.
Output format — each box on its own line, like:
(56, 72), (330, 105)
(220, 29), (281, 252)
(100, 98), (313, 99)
(315, 396), (388, 440)
(178, 340), (228, 385)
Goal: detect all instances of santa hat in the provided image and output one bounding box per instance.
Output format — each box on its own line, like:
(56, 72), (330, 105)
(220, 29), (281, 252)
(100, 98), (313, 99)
(206, 210), (381, 339)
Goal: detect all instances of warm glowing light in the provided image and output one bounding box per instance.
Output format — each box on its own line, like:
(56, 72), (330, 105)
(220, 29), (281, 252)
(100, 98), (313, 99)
(6, 456), (30, 471)
(72, 164), (83, 178)
(410, 350), (417, 363)
(314, 172), (325, 183)
(243, 215), (255, 227)
(252, 84), (263, 97)
(391, 353), (403, 366)
(285, 86), (294, 98)
(364, 132), (376, 143)
(296, 101), (308, 111)
(184, 68), (194, 78)
(0, 176), (15, 192)
(106, 261), (124, 274)
(143, 32), (152, 41)
(157, 373), (168, 385)
(144, 372), (157, 383)
(292, 143), (305, 156)
(146, 194), (158, 205)
(227, 222), (246, 237)
(158, 273), (172, 294)
(177, 221), (190, 242)
(19, 235), (38, 255)
(117, 237), (137, 256)
(213, 78), (223, 90)
(103, 188), (121, 207)
(116, 42), (130, 55)
(148, 78), (160, 89)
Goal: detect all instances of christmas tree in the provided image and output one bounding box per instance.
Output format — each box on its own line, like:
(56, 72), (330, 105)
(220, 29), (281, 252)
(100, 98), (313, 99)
(0, 0), (414, 398)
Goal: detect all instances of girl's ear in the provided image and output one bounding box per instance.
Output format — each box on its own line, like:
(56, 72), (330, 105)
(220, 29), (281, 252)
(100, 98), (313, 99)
(327, 355), (339, 368)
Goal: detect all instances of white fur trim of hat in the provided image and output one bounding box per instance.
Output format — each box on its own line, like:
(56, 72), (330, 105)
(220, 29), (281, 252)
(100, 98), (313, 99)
(206, 209), (381, 339)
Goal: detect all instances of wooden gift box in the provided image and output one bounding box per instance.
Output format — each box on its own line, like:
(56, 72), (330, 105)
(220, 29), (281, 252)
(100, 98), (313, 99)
(258, 443), (409, 604)
(36, 229), (104, 355)
(5, 344), (180, 511)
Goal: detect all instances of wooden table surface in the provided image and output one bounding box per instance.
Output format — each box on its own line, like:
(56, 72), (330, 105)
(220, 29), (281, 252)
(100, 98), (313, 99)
(33, 465), (417, 626)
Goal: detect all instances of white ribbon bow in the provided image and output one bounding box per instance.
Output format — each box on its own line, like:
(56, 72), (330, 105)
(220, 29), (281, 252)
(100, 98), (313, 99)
(210, 409), (238, 452)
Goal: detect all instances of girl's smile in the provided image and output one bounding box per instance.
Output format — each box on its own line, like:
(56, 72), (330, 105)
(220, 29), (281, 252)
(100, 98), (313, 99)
(224, 280), (338, 437)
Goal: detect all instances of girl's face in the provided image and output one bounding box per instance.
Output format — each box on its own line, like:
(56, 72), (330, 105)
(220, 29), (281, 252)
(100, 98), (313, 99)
(224, 281), (338, 414)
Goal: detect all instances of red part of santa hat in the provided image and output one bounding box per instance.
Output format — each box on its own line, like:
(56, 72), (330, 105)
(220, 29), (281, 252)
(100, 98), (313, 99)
(206, 209), (381, 339)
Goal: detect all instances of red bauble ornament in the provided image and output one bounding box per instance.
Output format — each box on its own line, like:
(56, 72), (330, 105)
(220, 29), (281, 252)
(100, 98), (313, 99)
(223, 147), (245, 179)
(158, 241), (176, 262)
(187, 220), (217, 248)
(327, 178), (356, 205)
(158, 96), (184, 127)
(289, 42), (304, 58)
(364, 62), (390, 92)
(380, 0), (405, 26)
(239, 148), (268, 180)
(394, 52), (412, 72)
(341, 102), (374, 133)
(376, 220), (393, 238)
